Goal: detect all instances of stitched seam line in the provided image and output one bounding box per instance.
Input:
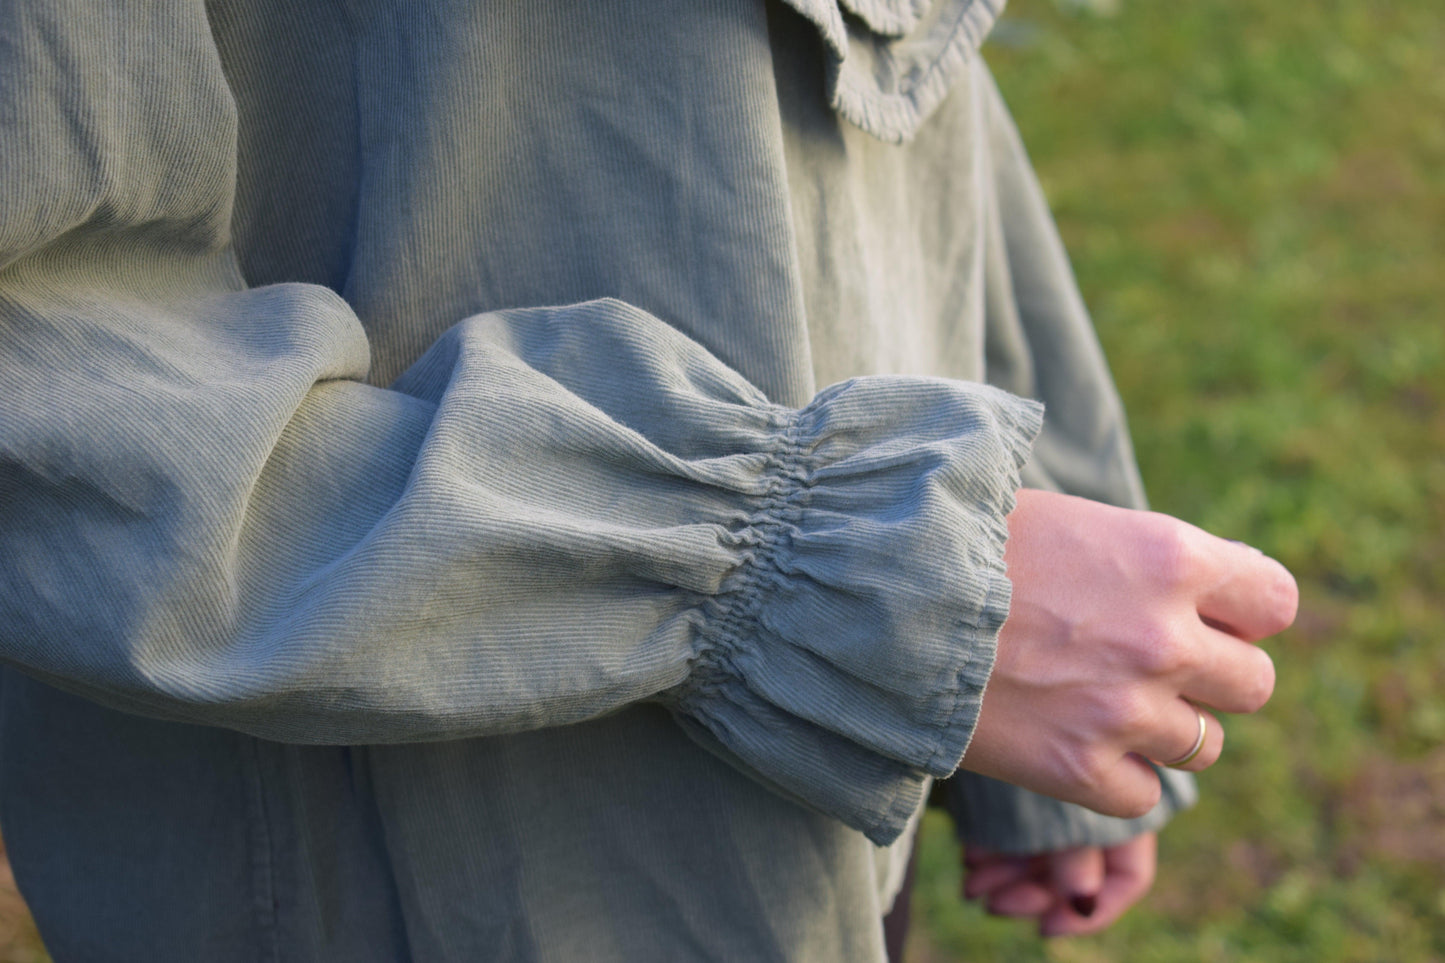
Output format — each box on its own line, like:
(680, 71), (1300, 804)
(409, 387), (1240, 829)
(691, 409), (819, 693)
(242, 737), (281, 963)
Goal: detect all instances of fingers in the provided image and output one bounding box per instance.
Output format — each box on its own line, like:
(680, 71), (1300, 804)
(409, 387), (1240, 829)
(1041, 834), (1157, 937)
(971, 491), (1297, 817)
(961, 848), (1032, 901)
(1152, 523), (1292, 704)
(1036, 691), (1226, 814)
(1048, 846), (1104, 911)
(962, 836), (1158, 938)
(962, 850), (1056, 919)
(1181, 623), (1277, 714)
(1073, 753), (1165, 820)
(986, 878), (1056, 918)
(1137, 701), (1223, 773)
(1193, 536), (1299, 642)
(965, 847), (1104, 919)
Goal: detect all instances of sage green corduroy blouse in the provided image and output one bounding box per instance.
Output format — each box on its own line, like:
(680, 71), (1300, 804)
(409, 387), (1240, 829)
(0, 0), (1193, 959)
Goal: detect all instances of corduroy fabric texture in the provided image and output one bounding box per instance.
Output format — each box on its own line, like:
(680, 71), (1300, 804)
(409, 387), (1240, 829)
(0, 0), (1190, 959)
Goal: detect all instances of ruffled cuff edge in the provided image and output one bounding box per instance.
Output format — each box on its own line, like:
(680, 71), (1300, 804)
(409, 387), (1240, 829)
(668, 379), (1044, 844)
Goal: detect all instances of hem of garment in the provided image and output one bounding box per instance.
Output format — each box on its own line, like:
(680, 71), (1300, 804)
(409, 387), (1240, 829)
(838, 0), (935, 37)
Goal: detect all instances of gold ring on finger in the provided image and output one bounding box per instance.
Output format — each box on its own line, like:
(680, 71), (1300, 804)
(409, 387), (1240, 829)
(1162, 707), (1208, 769)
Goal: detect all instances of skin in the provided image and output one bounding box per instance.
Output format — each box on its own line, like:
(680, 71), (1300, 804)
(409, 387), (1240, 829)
(962, 834), (1158, 937)
(955, 488), (1299, 935)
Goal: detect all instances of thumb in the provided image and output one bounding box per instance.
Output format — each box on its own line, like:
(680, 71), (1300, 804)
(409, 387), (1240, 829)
(1049, 846), (1105, 917)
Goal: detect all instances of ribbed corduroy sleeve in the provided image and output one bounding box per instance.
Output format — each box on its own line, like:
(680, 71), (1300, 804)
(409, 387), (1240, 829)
(0, 0), (1043, 844)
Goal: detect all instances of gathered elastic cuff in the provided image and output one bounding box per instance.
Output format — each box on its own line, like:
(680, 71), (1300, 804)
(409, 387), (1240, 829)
(943, 768), (1200, 853)
(668, 376), (1042, 844)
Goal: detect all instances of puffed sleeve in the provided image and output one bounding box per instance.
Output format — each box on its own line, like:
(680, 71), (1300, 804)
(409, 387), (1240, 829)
(0, 0), (1041, 845)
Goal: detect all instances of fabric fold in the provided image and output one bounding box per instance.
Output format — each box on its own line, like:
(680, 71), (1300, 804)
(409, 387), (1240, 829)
(0, 0), (1198, 950)
(2, 277), (1041, 843)
(670, 374), (1042, 843)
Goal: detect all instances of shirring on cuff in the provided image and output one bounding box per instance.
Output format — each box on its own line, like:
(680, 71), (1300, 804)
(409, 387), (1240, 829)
(670, 378), (1043, 843)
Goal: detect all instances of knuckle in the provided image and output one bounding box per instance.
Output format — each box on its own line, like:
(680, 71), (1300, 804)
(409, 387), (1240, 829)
(1141, 516), (1200, 589)
(1106, 687), (1156, 736)
(1134, 619), (1193, 676)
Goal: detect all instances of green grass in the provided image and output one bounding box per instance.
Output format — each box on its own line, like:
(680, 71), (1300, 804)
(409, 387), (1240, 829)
(910, 0), (1445, 959)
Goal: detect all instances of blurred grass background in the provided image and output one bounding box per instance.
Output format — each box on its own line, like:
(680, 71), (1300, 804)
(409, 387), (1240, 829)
(0, 0), (1439, 960)
(909, 0), (1444, 960)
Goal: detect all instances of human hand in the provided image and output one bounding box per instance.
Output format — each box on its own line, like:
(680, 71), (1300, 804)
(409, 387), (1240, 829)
(962, 833), (1157, 937)
(962, 489), (1298, 817)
